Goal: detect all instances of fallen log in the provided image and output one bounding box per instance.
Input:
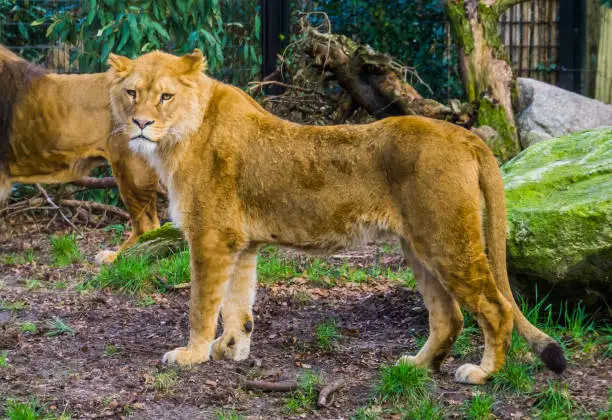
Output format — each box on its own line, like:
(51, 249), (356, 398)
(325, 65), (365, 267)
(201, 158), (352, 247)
(241, 379), (298, 392)
(317, 379), (346, 408)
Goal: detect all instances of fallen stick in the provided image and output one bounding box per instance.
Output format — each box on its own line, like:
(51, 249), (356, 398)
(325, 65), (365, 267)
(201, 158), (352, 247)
(60, 199), (129, 220)
(72, 176), (117, 189)
(317, 379), (346, 408)
(241, 379), (298, 392)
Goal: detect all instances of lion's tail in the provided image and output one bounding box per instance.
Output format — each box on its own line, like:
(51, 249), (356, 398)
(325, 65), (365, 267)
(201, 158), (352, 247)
(478, 148), (566, 374)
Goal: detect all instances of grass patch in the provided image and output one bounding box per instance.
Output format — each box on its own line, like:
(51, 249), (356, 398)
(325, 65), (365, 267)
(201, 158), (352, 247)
(21, 322), (37, 334)
(453, 325), (480, 359)
(257, 247), (300, 284)
(3, 398), (44, 420)
(137, 295), (156, 307)
(284, 371), (320, 413)
(534, 382), (575, 419)
(45, 317), (75, 337)
(25, 279), (41, 291)
(93, 256), (153, 293)
(0, 350), (8, 367)
(0, 300), (27, 311)
(91, 251), (191, 294)
(1, 254), (26, 266)
(152, 370), (179, 393)
(51, 234), (83, 266)
(377, 361), (434, 403)
(491, 359), (534, 394)
(214, 409), (245, 420)
(402, 398), (442, 420)
(105, 224), (126, 245)
(462, 392), (494, 420)
(315, 318), (342, 351)
(103, 344), (121, 357)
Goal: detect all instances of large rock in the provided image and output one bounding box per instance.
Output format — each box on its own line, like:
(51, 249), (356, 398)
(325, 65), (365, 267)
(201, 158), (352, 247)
(516, 78), (612, 148)
(502, 127), (612, 301)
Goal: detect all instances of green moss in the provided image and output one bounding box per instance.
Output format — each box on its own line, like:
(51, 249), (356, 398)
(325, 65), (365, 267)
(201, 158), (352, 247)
(502, 128), (612, 290)
(122, 223), (187, 260)
(137, 222), (183, 243)
(478, 2), (506, 58)
(446, 0), (475, 55)
(477, 97), (520, 162)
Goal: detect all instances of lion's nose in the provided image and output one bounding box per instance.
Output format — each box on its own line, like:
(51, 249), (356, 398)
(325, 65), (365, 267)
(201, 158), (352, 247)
(132, 118), (155, 130)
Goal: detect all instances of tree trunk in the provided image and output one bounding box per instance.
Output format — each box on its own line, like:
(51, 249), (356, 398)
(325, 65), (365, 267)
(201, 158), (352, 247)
(446, 0), (527, 162)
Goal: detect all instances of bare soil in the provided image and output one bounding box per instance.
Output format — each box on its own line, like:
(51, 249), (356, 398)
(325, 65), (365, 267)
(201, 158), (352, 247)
(0, 221), (610, 419)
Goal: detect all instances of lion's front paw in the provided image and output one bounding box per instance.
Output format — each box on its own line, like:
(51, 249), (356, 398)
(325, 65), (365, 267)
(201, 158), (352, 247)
(211, 334), (251, 361)
(162, 346), (210, 366)
(454, 363), (490, 385)
(95, 249), (119, 264)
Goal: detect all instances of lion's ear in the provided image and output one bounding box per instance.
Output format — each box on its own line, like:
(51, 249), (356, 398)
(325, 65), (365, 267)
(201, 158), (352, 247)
(179, 49), (207, 74)
(107, 53), (133, 74)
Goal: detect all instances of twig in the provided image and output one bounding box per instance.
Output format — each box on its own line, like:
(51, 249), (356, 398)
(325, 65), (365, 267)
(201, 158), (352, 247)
(35, 183), (82, 235)
(72, 176), (117, 189)
(317, 379), (346, 408)
(248, 81), (328, 98)
(60, 199), (129, 220)
(241, 378), (298, 392)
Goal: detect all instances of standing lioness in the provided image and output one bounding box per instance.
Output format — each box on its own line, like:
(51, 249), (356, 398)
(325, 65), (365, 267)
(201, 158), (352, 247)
(108, 50), (565, 384)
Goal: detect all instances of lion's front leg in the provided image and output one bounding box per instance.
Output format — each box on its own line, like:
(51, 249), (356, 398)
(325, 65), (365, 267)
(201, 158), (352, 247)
(163, 234), (237, 366)
(212, 245), (259, 361)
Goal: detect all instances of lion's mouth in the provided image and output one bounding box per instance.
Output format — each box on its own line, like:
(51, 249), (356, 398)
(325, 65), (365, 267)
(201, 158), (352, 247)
(130, 135), (155, 142)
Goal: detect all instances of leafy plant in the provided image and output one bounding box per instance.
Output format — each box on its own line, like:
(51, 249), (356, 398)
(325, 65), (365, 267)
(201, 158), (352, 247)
(47, 0), (225, 73)
(284, 371), (320, 413)
(462, 392), (494, 420)
(534, 382), (575, 419)
(491, 359), (534, 395)
(46, 317), (75, 337)
(51, 234), (82, 266)
(315, 318), (342, 351)
(377, 361), (434, 403)
(21, 322), (37, 334)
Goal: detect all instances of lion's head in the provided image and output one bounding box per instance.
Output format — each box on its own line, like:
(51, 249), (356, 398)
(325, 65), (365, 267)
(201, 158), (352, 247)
(107, 49), (207, 154)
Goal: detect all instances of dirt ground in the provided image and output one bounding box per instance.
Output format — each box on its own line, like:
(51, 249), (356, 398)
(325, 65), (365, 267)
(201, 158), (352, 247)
(0, 220), (610, 419)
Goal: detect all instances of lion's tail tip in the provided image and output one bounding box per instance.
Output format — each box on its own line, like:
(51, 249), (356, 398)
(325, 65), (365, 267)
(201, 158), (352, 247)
(540, 342), (567, 374)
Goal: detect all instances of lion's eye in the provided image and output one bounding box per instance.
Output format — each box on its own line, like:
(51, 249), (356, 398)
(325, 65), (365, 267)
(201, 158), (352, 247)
(126, 89), (136, 98)
(160, 93), (174, 103)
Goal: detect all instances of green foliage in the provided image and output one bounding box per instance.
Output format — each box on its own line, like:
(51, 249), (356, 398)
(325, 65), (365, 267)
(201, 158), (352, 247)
(92, 251), (189, 293)
(303, 0), (464, 101)
(0, 0), (53, 63)
(21, 322), (37, 334)
(452, 325), (480, 358)
(491, 359), (534, 395)
(315, 318), (342, 351)
(105, 224), (126, 245)
(462, 392), (494, 420)
(152, 370), (179, 393)
(377, 362), (434, 403)
(0, 350), (8, 367)
(93, 255), (153, 293)
(402, 398), (442, 420)
(0, 300), (27, 311)
(45, 317), (75, 337)
(257, 247), (300, 284)
(534, 382), (575, 419)
(47, 0), (224, 73)
(3, 399), (44, 420)
(214, 409), (245, 420)
(284, 372), (320, 413)
(51, 234), (83, 266)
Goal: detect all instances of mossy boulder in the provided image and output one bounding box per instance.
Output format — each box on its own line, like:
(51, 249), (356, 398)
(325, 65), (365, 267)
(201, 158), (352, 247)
(502, 127), (612, 301)
(121, 222), (186, 260)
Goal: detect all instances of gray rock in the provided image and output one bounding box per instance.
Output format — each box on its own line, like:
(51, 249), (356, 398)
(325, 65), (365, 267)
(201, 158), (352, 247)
(516, 78), (612, 148)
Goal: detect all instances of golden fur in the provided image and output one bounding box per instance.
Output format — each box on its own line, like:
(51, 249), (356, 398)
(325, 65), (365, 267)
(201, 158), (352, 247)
(108, 50), (566, 384)
(0, 45), (160, 262)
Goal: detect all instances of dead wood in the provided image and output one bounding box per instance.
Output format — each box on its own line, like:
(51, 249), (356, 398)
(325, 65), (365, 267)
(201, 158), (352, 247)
(317, 379), (346, 408)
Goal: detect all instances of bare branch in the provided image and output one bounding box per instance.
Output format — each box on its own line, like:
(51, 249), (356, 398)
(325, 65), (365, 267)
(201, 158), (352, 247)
(317, 379), (346, 408)
(72, 176), (117, 189)
(241, 379), (298, 392)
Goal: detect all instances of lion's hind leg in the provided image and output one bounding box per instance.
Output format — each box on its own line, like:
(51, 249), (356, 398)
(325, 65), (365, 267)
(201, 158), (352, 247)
(398, 241), (464, 371)
(212, 245), (259, 361)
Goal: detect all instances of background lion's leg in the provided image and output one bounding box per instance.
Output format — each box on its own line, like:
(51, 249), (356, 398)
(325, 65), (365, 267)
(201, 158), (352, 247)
(96, 141), (160, 264)
(212, 245), (259, 361)
(437, 254), (514, 385)
(398, 242), (463, 371)
(163, 232), (237, 365)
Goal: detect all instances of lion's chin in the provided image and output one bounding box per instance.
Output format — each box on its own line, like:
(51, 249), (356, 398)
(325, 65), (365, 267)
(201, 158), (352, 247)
(129, 137), (158, 159)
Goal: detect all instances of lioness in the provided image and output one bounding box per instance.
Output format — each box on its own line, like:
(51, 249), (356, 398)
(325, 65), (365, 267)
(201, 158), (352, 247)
(107, 49), (566, 384)
(0, 45), (159, 262)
